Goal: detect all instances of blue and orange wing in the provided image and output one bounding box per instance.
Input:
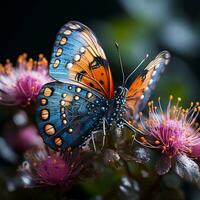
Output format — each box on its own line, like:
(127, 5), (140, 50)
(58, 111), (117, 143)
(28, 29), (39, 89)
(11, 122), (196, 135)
(36, 82), (105, 150)
(49, 21), (114, 99)
(126, 51), (171, 119)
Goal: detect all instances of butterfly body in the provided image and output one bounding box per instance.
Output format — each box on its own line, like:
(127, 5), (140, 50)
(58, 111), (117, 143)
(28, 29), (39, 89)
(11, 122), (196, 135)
(36, 21), (170, 150)
(103, 86), (128, 127)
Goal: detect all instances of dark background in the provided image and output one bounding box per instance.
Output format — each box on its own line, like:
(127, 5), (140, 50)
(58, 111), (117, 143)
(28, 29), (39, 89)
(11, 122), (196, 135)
(0, 0), (123, 61)
(0, 0), (200, 103)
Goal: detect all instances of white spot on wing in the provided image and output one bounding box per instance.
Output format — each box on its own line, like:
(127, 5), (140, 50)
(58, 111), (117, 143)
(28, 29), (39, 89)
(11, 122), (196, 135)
(149, 79), (153, 85)
(61, 100), (65, 106)
(74, 95), (80, 100)
(67, 63), (73, 69)
(76, 87), (81, 93)
(64, 30), (71, 35)
(155, 64), (160, 69)
(63, 119), (67, 124)
(74, 54), (81, 61)
(152, 70), (157, 76)
(69, 24), (78, 30)
(144, 86), (149, 91)
(80, 47), (86, 53)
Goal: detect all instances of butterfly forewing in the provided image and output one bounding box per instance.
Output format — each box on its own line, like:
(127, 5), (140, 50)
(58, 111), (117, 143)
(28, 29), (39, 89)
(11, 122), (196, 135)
(126, 51), (171, 119)
(49, 21), (114, 99)
(37, 82), (105, 150)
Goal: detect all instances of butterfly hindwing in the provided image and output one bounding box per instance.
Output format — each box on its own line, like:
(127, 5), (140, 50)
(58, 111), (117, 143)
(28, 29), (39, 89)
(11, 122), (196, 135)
(126, 51), (171, 119)
(37, 81), (105, 150)
(49, 21), (114, 99)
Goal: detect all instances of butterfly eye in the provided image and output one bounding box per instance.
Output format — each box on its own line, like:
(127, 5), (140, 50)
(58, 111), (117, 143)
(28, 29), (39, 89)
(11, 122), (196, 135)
(116, 86), (124, 95)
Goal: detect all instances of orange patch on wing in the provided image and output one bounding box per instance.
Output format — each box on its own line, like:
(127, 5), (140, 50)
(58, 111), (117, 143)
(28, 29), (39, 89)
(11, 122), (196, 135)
(127, 76), (143, 97)
(66, 47), (114, 98)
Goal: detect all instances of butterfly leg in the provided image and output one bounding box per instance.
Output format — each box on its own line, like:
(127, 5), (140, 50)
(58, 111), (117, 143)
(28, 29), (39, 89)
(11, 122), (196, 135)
(122, 119), (148, 136)
(122, 119), (151, 144)
(101, 117), (107, 150)
(121, 119), (138, 145)
(122, 119), (158, 148)
(91, 132), (97, 152)
(122, 119), (137, 135)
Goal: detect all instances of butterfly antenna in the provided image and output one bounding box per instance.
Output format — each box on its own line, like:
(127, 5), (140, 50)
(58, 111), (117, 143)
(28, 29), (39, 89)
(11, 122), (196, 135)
(115, 42), (125, 86)
(124, 54), (149, 86)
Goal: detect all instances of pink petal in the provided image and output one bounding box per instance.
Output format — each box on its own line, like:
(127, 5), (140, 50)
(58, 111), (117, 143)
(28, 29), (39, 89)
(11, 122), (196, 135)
(191, 144), (200, 158)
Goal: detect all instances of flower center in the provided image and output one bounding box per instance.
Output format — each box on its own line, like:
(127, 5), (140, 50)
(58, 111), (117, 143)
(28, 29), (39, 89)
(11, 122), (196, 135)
(148, 119), (187, 157)
(36, 156), (69, 185)
(15, 74), (42, 104)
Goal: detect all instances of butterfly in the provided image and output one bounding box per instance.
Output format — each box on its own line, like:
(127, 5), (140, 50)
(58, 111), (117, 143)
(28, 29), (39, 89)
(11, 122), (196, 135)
(36, 21), (170, 150)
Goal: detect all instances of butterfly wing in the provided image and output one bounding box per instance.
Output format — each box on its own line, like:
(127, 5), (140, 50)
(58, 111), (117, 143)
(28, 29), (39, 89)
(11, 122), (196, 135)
(37, 82), (105, 150)
(49, 21), (114, 99)
(126, 51), (170, 119)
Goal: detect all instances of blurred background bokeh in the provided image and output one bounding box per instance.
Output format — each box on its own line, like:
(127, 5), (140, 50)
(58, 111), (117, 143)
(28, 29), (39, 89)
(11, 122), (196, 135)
(0, 0), (200, 199)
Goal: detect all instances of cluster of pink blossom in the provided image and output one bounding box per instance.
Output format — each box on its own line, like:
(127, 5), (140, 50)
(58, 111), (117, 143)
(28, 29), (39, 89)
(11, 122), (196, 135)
(0, 54), (51, 106)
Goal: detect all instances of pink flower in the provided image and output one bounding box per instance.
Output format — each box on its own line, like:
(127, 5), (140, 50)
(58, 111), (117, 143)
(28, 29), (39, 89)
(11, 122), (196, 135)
(137, 96), (200, 174)
(18, 146), (82, 187)
(0, 54), (52, 106)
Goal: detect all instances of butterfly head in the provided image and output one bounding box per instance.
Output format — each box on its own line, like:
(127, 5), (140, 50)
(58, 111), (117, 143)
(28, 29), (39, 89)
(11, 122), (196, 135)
(115, 86), (128, 99)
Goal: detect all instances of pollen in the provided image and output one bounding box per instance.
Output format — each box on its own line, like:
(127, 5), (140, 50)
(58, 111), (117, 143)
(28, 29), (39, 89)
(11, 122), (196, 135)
(155, 140), (160, 145)
(140, 137), (146, 143)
